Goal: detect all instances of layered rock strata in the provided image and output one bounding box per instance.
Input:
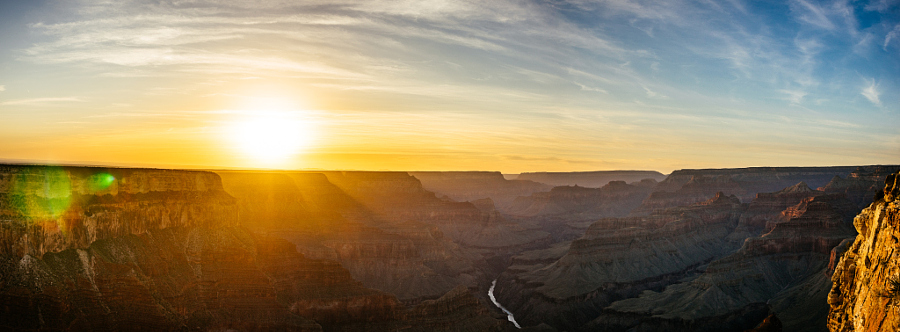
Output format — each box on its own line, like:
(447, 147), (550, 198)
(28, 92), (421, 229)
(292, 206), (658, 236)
(0, 165), (515, 331)
(600, 192), (858, 331)
(217, 171), (549, 303)
(827, 171), (900, 331)
(494, 193), (745, 330)
(630, 166), (873, 216)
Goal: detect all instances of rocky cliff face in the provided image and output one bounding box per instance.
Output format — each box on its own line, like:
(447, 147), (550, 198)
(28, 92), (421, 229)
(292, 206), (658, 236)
(828, 171), (900, 331)
(494, 193), (745, 330)
(493, 167), (897, 331)
(0, 165), (515, 331)
(0, 165), (237, 258)
(598, 192), (859, 332)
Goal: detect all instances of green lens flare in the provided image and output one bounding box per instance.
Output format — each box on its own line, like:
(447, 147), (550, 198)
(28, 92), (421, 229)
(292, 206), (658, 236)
(88, 172), (116, 192)
(10, 167), (73, 221)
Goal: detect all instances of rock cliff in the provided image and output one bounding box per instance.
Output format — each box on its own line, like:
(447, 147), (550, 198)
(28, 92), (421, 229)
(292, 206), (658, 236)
(827, 171), (900, 331)
(0, 165), (236, 258)
(494, 193), (745, 330)
(0, 165), (514, 331)
(599, 192), (858, 331)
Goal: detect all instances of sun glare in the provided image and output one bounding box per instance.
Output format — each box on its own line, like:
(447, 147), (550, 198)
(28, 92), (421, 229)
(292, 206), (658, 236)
(229, 111), (315, 167)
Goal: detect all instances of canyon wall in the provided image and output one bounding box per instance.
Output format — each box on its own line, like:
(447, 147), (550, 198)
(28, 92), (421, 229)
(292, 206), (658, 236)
(0, 165), (516, 331)
(494, 193), (745, 331)
(630, 166), (868, 216)
(515, 170), (666, 188)
(827, 171), (900, 331)
(409, 172), (551, 208)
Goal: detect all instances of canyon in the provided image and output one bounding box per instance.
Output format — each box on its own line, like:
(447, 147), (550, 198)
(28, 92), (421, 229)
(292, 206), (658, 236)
(0, 164), (897, 331)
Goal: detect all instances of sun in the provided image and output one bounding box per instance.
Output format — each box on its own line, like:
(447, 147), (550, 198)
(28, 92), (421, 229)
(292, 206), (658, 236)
(229, 111), (315, 167)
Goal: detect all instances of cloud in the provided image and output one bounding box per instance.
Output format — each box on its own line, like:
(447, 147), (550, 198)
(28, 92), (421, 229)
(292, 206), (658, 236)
(861, 79), (881, 106)
(0, 85), (5, 92)
(791, 0), (836, 30)
(780, 89), (807, 104)
(886, 24), (900, 50)
(0, 97), (84, 106)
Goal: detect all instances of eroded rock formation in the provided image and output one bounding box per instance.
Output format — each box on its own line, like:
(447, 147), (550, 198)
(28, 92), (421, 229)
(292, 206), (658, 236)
(600, 192), (858, 331)
(494, 193), (745, 330)
(0, 165), (516, 331)
(631, 166), (865, 216)
(828, 171), (900, 331)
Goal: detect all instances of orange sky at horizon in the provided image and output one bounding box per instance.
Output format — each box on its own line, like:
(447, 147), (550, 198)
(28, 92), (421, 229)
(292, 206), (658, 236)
(1, 1), (897, 174)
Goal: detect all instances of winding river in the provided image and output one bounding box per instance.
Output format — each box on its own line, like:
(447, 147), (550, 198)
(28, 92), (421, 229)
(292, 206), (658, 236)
(488, 279), (521, 329)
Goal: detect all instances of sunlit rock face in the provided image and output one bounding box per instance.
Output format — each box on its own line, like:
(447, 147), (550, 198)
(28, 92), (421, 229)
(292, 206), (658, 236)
(828, 171), (900, 332)
(0, 165), (515, 331)
(630, 166), (865, 216)
(0, 166), (404, 331)
(494, 193), (745, 331)
(0, 165), (237, 258)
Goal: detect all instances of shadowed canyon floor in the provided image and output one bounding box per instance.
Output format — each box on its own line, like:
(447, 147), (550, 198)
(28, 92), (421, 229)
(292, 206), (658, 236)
(0, 164), (898, 331)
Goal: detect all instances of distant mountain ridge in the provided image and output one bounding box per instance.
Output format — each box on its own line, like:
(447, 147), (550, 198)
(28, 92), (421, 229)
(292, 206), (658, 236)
(514, 170), (667, 188)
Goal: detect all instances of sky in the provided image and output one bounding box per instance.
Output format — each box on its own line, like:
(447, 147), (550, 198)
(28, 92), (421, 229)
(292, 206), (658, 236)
(0, 0), (897, 173)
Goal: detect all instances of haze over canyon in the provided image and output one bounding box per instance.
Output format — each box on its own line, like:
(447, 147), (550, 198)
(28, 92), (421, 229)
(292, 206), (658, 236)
(0, 163), (898, 331)
(1, 1), (898, 331)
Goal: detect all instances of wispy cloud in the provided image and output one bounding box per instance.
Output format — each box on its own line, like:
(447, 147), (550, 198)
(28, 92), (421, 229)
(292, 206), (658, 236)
(0, 0), (897, 171)
(780, 89), (807, 104)
(0, 97), (84, 106)
(791, 0), (836, 30)
(861, 78), (881, 106)
(886, 24), (900, 50)
(0, 85), (5, 92)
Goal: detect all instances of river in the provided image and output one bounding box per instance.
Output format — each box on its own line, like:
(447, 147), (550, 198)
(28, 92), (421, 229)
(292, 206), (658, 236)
(488, 279), (521, 329)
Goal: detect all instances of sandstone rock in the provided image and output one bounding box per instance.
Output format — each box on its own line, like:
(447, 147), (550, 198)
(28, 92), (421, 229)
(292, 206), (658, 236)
(827, 170), (900, 331)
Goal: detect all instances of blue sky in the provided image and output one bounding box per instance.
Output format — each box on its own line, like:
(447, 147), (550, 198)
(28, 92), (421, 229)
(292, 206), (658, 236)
(0, 0), (897, 172)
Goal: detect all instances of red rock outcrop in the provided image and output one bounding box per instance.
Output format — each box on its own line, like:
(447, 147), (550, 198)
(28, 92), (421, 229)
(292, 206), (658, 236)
(726, 181), (825, 242)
